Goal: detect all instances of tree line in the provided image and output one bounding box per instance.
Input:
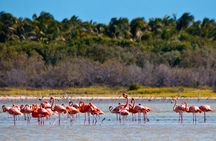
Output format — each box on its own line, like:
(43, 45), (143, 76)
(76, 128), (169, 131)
(0, 11), (216, 89)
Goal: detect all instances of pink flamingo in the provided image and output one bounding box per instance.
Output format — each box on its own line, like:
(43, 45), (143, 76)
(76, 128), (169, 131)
(66, 105), (80, 123)
(131, 98), (152, 122)
(119, 109), (130, 121)
(129, 99), (141, 121)
(186, 105), (202, 123)
(50, 97), (67, 125)
(88, 103), (104, 124)
(69, 100), (79, 109)
(31, 104), (50, 125)
(199, 105), (214, 122)
(89, 103), (104, 115)
(78, 99), (95, 123)
(109, 93), (129, 120)
(173, 100), (187, 123)
(2, 105), (22, 125)
(128, 102), (139, 121)
(20, 104), (32, 122)
(40, 101), (52, 109)
(138, 104), (151, 122)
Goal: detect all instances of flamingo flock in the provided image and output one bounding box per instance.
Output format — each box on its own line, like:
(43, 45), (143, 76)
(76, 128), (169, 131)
(1, 94), (215, 126)
(173, 99), (214, 123)
(109, 93), (151, 122)
(1, 97), (104, 125)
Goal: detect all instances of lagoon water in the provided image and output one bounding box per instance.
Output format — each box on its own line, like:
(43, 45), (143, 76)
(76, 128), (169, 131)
(0, 99), (216, 141)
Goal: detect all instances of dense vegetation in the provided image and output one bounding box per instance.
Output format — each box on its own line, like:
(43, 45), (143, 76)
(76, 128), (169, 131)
(0, 11), (216, 88)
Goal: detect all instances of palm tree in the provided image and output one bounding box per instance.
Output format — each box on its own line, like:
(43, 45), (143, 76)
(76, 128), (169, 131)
(0, 12), (18, 42)
(201, 18), (216, 39)
(130, 17), (148, 40)
(176, 12), (194, 30)
(108, 17), (131, 39)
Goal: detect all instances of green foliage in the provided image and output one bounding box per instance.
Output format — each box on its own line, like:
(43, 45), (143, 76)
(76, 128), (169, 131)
(0, 12), (216, 88)
(128, 84), (140, 90)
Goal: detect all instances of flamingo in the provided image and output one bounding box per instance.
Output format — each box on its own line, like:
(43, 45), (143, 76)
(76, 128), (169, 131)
(109, 104), (121, 120)
(119, 109), (130, 121)
(31, 104), (51, 125)
(199, 105), (214, 122)
(129, 99), (140, 121)
(2, 105), (22, 125)
(40, 101), (52, 109)
(40, 100), (55, 117)
(2, 105), (12, 118)
(20, 104), (32, 122)
(66, 105), (80, 123)
(50, 97), (67, 125)
(109, 93), (129, 120)
(186, 105), (202, 123)
(129, 103), (139, 121)
(173, 100), (187, 123)
(130, 98), (152, 122)
(88, 103), (104, 124)
(78, 99), (95, 122)
(89, 103), (104, 115)
(69, 100), (79, 109)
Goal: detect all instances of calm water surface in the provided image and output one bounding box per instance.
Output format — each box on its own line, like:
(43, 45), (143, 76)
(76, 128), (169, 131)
(0, 99), (216, 141)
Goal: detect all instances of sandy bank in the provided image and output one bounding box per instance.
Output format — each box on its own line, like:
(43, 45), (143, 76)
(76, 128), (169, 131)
(0, 96), (216, 101)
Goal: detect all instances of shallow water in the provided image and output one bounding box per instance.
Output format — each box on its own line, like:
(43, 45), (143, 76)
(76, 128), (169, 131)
(1, 99), (216, 141)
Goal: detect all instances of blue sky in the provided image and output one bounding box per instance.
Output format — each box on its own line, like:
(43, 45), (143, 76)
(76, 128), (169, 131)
(0, 0), (215, 23)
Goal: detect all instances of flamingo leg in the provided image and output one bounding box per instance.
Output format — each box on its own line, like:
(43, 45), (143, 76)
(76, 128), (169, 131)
(88, 113), (90, 121)
(37, 118), (40, 125)
(143, 113), (146, 123)
(145, 113), (148, 123)
(58, 113), (61, 125)
(13, 115), (16, 126)
(182, 113), (183, 123)
(193, 113), (194, 123)
(27, 114), (29, 124)
(138, 112), (142, 123)
(204, 112), (206, 123)
(178, 113), (181, 122)
(180, 112), (183, 123)
(195, 114), (197, 123)
(70, 115), (74, 126)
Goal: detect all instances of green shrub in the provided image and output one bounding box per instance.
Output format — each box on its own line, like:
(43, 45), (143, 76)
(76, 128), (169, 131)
(128, 84), (140, 90)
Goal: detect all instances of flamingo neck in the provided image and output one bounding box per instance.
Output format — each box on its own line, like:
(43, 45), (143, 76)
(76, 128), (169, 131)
(109, 106), (113, 112)
(131, 98), (135, 108)
(173, 99), (177, 111)
(183, 102), (187, 108)
(124, 96), (128, 108)
(2, 105), (6, 112)
(51, 98), (55, 110)
(79, 100), (84, 107)
(183, 102), (188, 111)
(69, 100), (73, 106)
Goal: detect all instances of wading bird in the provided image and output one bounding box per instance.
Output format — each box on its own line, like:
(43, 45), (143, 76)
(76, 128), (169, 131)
(173, 100), (187, 123)
(109, 93), (129, 121)
(50, 97), (67, 125)
(199, 105), (214, 122)
(186, 105), (202, 123)
(2, 105), (22, 125)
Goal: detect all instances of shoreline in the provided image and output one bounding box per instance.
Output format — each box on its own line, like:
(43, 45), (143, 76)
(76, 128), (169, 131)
(1, 96), (216, 100)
